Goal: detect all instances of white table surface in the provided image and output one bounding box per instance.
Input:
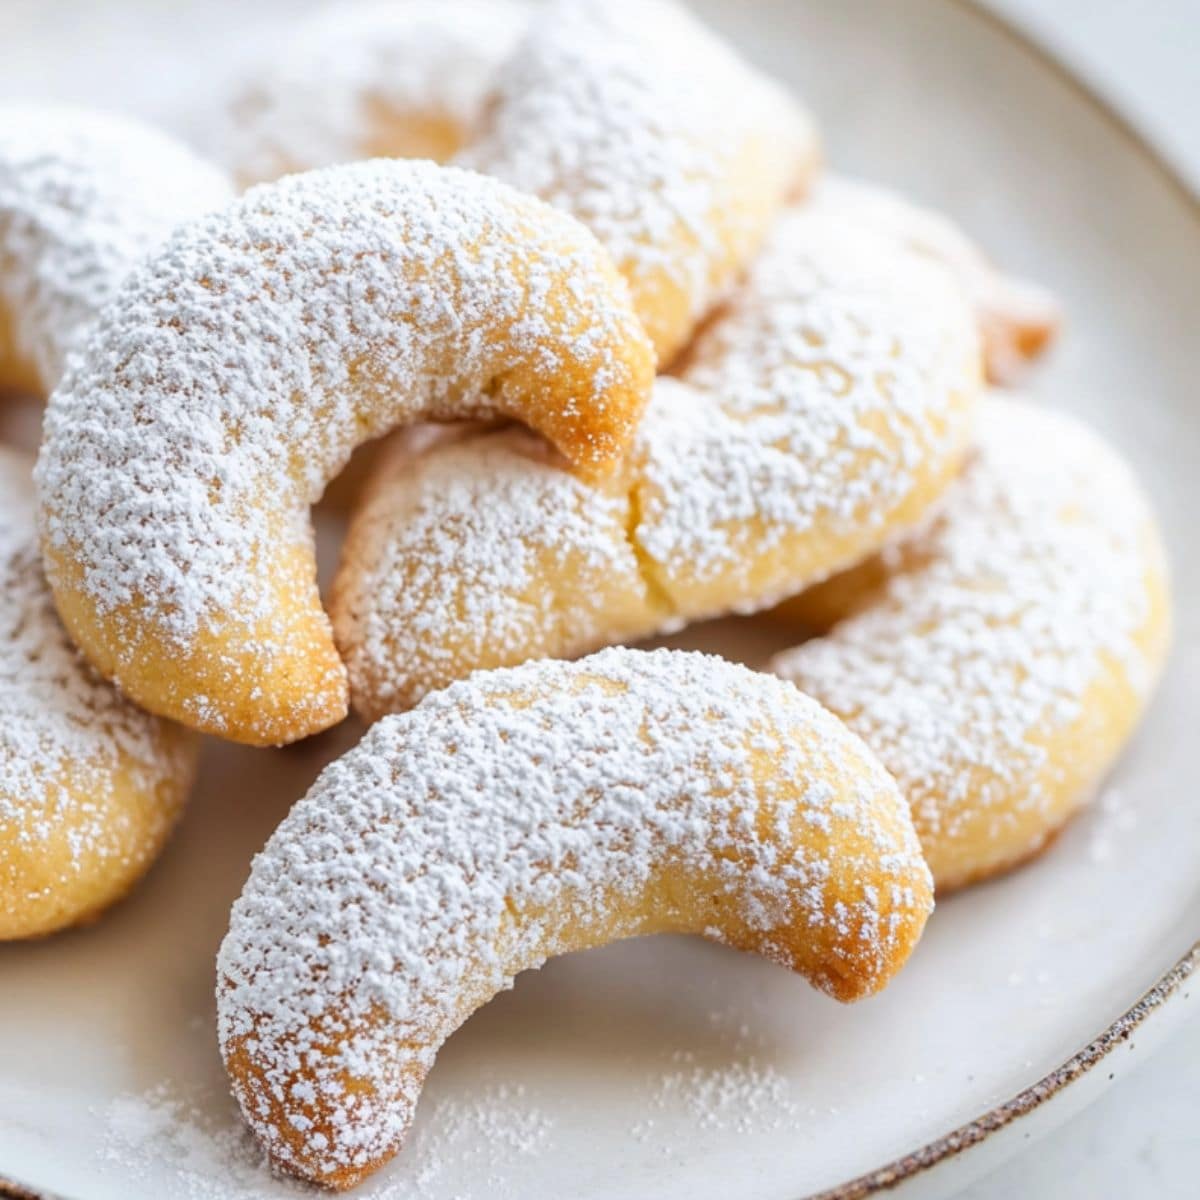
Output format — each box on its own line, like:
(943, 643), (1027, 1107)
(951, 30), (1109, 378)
(962, 5), (1198, 1197)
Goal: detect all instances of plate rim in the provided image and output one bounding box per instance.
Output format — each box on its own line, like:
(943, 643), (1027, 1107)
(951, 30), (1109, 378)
(804, 942), (1200, 1200)
(2, 2), (1198, 1199)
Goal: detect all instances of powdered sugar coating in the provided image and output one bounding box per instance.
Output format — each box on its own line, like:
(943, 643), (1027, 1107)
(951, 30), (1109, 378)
(218, 647), (932, 1186)
(226, 0), (532, 184)
(0, 447), (195, 937)
(336, 426), (651, 718)
(333, 207), (980, 717)
(637, 213), (974, 588)
(809, 175), (1060, 383)
(462, 0), (820, 360)
(771, 398), (1169, 887)
(0, 105), (233, 394)
(36, 157), (651, 740)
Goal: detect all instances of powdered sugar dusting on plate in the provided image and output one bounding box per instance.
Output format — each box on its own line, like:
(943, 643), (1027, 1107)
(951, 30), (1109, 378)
(642, 1054), (797, 1136)
(97, 1013), (814, 1197)
(635, 1012), (801, 1141)
(1087, 786), (1138, 865)
(98, 1078), (553, 1199)
(100, 1084), (286, 1200)
(401, 1085), (555, 1197)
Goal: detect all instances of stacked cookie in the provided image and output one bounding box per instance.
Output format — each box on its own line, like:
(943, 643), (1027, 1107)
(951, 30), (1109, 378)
(0, 0), (1169, 1191)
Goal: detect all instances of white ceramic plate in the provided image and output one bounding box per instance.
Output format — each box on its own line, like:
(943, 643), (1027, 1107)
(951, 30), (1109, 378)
(0, 2), (1197, 1198)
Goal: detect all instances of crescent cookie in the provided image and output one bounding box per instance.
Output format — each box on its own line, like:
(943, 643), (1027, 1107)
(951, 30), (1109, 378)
(218, 647), (933, 1189)
(36, 159), (654, 747)
(331, 207), (982, 721)
(0, 447), (196, 940)
(810, 176), (1060, 384)
(770, 398), (1171, 892)
(0, 104), (233, 397)
(226, 0), (532, 184)
(460, 0), (821, 363)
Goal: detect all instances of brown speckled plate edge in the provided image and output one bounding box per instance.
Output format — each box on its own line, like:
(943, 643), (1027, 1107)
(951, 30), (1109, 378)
(803, 942), (1200, 1200)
